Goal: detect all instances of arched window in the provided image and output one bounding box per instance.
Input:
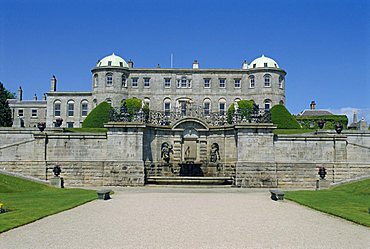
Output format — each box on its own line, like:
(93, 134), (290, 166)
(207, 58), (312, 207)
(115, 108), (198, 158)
(54, 100), (61, 117)
(279, 100), (284, 105)
(122, 75), (127, 87)
(105, 99), (112, 106)
(218, 98), (226, 115)
(67, 100), (75, 117)
(203, 98), (211, 116)
(163, 98), (171, 116)
(264, 74), (271, 87)
(249, 75), (255, 88)
(264, 99), (272, 111)
(143, 98), (150, 108)
(106, 73), (113, 86)
(81, 100), (89, 117)
(279, 76), (284, 89)
(93, 74), (99, 87)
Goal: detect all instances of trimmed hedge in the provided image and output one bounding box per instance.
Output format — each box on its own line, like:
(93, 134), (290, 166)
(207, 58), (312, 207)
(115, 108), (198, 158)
(270, 104), (301, 129)
(296, 115), (348, 129)
(122, 98), (142, 116)
(227, 100), (254, 124)
(82, 102), (113, 128)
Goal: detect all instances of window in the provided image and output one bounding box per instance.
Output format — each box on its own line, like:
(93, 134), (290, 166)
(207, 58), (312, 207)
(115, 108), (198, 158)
(31, 109), (38, 117)
(249, 76), (255, 88)
(177, 77), (191, 88)
(132, 78), (138, 87)
(67, 101), (74, 117)
(106, 99), (112, 106)
(219, 99), (226, 115)
(234, 79), (241, 88)
(164, 78), (171, 88)
(144, 78), (150, 87)
(119, 62), (123, 67)
(203, 99), (211, 115)
(81, 101), (88, 117)
(219, 103), (225, 115)
(106, 73), (113, 86)
(181, 78), (187, 88)
(264, 99), (272, 111)
(164, 99), (171, 116)
(264, 74), (271, 87)
(264, 62), (268, 67)
(54, 101), (61, 117)
(93, 74), (98, 87)
(122, 75), (127, 87)
(67, 122), (74, 128)
(219, 79), (226, 88)
(204, 78), (210, 88)
(279, 76), (284, 89)
(18, 109), (24, 117)
(108, 61), (112, 66)
(253, 64), (256, 68)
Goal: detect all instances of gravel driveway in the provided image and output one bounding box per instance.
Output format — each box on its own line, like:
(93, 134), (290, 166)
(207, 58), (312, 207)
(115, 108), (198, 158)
(0, 187), (369, 249)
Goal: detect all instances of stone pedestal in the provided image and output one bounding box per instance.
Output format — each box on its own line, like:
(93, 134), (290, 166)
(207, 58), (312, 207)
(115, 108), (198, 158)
(316, 178), (330, 190)
(49, 176), (64, 188)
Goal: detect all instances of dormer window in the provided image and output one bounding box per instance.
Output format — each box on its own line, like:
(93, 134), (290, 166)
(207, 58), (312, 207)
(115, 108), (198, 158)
(108, 61), (112, 66)
(253, 64), (256, 68)
(264, 63), (268, 67)
(119, 62), (123, 67)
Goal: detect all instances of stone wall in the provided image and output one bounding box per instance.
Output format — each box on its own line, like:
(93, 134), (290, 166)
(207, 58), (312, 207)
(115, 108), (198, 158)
(0, 126), (369, 188)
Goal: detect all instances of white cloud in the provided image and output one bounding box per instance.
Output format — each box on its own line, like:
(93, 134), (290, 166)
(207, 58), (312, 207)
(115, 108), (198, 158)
(329, 107), (370, 124)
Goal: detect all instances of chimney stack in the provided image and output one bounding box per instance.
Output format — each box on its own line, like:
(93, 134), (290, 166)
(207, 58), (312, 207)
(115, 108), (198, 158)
(128, 60), (134, 68)
(242, 60), (248, 69)
(310, 100), (316, 110)
(17, 86), (23, 101)
(192, 60), (199, 69)
(50, 75), (57, 92)
(353, 111), (358, 124)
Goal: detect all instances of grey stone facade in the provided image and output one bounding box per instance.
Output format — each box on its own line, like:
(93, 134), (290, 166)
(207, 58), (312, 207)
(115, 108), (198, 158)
(8, 53), (286, 128)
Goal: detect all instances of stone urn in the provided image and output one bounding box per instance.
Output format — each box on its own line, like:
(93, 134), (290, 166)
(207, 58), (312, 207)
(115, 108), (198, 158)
(335, 122), (343, 134)
(37, 122), (46, 132)
(55, 118), (63, 127)
(317, 119), (325, 129)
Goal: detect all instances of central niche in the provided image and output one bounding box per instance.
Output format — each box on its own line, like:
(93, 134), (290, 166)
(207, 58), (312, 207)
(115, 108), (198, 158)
(182, 128), (198, 162)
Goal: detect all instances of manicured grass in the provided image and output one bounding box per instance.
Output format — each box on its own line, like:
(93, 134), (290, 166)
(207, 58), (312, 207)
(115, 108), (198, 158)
(63, 127), (107, 133)
(273, 129), (315, 134)
(0, 173), (96, 233)
(285, 179), (370, 227)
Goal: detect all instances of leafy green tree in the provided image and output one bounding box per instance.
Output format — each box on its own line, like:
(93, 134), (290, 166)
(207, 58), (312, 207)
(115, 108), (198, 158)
(270, 104), (301, 129)
(227, 99), (254, 124)
(82, 102), (113, 128)
(0, 82), (14, 127)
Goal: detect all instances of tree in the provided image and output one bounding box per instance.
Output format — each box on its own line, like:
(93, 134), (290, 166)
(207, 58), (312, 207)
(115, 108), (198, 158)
(227, 99), (255, 124)
(82, 102), (113, 128)
(0, 82), (14, 127)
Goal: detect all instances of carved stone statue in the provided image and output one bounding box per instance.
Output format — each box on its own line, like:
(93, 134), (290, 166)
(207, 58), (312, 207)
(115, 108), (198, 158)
(161, 142), (173, 163)
(210, 143), (220, 162)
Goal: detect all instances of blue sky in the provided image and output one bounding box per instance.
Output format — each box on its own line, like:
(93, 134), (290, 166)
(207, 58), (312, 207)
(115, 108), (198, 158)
(1, 0), (369, 122)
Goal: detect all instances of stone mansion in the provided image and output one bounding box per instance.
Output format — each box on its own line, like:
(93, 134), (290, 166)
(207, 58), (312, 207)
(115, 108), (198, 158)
(8, 53), (286, 128)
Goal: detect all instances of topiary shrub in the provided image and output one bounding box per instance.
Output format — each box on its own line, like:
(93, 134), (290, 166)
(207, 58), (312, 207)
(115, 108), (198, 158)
(227, 100), (254, 124)
(122, 97), (142, 116)
(270, 104), (301, 129)
(82, 102), (113, 128)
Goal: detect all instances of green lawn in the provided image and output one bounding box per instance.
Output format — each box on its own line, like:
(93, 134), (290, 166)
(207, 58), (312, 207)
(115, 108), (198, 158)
(273, 129), (315, 134)
(0, 173), (96, 233)
(285, 179), (370, 227)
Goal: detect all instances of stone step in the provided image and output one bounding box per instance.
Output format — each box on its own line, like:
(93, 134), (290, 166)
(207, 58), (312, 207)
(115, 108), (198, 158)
(146, 176), (233, 185)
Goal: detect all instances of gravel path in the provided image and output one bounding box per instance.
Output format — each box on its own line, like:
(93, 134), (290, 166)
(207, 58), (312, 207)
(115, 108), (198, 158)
(0, 187), (369, 249)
